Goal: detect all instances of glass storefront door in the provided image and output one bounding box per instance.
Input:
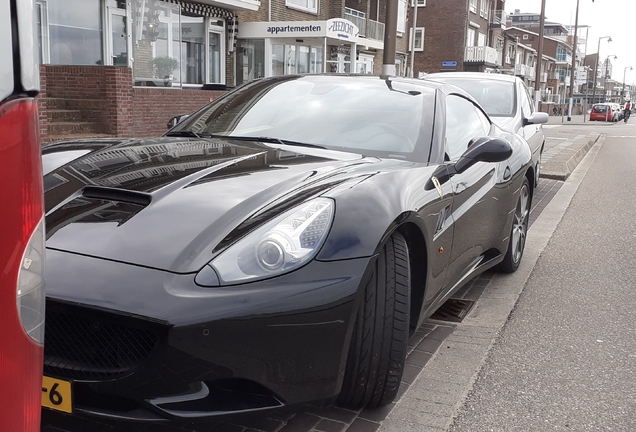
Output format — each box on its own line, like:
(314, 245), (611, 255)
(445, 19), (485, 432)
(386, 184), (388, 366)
(272, 43), (323, 76)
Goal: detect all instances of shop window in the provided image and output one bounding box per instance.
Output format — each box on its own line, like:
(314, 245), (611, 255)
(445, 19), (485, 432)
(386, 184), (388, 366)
(131, 0), (225, 87)
(286, 0), (318, 14)
(44, 0), (103, 65)
(356, 54), (374, 74)
(274, 43), (323, 75)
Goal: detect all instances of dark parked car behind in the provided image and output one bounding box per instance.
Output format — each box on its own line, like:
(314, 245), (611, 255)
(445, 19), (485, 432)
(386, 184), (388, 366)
(41, 75), (534, 423)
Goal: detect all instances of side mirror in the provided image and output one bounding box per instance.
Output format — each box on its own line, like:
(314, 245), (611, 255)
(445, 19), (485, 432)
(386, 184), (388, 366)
(455, 137), (512, 174)
(167, 114), (189, 129)
(523, 112), (548, 126)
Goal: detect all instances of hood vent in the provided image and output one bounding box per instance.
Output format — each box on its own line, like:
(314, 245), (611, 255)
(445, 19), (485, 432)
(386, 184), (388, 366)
(83, 186), (152, 206)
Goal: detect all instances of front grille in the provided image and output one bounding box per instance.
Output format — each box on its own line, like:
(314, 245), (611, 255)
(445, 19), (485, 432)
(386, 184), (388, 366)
(44, 305), (160, 380)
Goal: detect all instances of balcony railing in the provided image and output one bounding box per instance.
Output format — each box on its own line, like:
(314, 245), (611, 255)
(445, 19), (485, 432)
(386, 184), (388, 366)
(366, 19), (385, 41)
(490, 9), (507, 26)
(464, 46), (499, 65)
(344, 9), (366, 37)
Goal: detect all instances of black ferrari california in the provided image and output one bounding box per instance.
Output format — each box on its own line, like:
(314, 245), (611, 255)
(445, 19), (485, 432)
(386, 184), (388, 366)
(41, 75), (533, 422)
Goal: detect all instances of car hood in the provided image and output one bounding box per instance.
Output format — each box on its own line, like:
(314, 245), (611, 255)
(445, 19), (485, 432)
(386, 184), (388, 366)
(43, 137), (379, 273)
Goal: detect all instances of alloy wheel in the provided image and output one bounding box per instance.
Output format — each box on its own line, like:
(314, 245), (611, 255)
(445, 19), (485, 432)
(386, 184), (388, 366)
(511, 183), (530, 264)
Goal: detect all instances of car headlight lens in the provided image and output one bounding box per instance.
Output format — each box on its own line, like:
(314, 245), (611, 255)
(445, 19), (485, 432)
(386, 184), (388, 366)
(206, 198), (334, 285)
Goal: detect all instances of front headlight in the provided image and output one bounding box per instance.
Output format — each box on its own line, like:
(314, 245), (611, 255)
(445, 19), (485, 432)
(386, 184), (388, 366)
(199, 198), (334, 286)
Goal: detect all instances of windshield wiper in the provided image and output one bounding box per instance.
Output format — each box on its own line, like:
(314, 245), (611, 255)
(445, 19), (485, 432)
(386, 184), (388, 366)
(224, 136), (327, 149)
(165, 130), (214, 138)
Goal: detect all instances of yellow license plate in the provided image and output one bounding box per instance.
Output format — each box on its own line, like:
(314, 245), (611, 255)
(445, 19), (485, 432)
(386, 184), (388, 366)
(42, 376), (72, 413)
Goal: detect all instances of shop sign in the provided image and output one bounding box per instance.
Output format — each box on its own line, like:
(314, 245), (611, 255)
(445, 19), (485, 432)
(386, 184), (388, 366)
(326, 19), (357, 40)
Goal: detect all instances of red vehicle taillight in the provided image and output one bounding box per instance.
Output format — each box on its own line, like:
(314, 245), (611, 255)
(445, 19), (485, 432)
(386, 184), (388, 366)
(0, 98), (45, 432)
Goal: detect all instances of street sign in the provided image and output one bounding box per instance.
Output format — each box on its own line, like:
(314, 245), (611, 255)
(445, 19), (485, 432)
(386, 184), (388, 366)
(442, 61), (457, 67)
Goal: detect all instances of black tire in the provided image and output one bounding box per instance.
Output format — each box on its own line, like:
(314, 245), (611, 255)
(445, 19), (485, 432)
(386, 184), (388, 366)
(497, 177), (531, 273)
(337, 231), (410, 409)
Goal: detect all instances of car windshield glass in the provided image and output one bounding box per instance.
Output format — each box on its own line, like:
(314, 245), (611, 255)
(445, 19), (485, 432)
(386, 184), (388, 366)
(170, 76), (432, 161)
(440, 79), (516, 117)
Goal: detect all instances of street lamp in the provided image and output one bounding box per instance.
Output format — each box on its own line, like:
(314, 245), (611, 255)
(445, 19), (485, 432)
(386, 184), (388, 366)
(591, 36), (612, 105)
(603, 55), (617, 103)
(622, 66), (632, 104)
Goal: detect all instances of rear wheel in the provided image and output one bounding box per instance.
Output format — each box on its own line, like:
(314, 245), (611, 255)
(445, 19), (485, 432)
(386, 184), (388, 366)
(497, 177), (530, 273)
(338, 232), (410, 409)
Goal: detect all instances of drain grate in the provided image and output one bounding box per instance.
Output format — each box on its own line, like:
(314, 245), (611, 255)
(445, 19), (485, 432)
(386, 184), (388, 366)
(430, 299), (475, 323)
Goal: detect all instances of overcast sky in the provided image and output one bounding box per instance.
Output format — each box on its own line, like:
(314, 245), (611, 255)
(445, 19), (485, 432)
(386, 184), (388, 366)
(503, 0), (636, 83)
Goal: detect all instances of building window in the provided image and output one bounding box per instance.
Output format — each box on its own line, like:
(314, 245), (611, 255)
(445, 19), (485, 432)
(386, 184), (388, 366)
(523, 34), (529, 40)
(130, 0), (226, 87)
(411, 0), (426, 6)
(478, 32), (486, 47)
(479, 0), (488, 18)
(286, 0), (318, 14)
(466, 28), (475, 47)
(556, 46), (567, 61)
(273, 43), (323, 75)
(356, 54), (374, 74)
(397, 0), (407, 34)
(409, 27), (424, 51)
(236, 39), (264, 86)
(469, 0), (477, 14)
(41, 0), (103, 65)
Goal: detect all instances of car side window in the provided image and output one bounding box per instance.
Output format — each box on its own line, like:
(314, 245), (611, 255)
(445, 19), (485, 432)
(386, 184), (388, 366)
(520, 83), (534, 118)
(445, 95), (491, 160)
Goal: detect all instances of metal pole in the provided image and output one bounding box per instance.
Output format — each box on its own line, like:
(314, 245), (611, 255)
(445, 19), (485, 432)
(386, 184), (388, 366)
(383, 0), (398, 76)
(533, 0), (546, 109)
(567, 0), (580, 121)
(408, 0), (419, 78)
(591, 36), (611, 105)
(621, 66), (631, 104)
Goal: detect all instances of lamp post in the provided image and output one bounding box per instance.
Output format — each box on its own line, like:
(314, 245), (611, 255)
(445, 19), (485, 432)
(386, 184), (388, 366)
(622, 66), (632, 104)
(567, 0), (580, 121)
(591, 36), (612, 106)
(603, 55), (617, 103)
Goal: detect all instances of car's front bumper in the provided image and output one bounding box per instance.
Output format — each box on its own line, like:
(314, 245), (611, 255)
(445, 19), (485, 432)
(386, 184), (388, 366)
(44, 249), (371, 421)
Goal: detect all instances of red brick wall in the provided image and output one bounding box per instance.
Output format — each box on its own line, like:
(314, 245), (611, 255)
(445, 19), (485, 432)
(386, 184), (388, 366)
(37, 65), (48, 143)
(43, 65), (133, 136)
(132, 88), (225, 137)
(40, 65), (227, 140)
(415, 0), (469, 75)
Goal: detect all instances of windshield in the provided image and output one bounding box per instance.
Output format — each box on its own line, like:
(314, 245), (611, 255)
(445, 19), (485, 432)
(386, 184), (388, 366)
(170, 76), (434, 161)
(439, 79), (516, 117)
(593, 105), (609, 113)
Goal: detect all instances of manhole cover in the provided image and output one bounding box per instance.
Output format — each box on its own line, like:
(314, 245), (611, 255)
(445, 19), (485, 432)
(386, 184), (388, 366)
(430, 299), (475, 323)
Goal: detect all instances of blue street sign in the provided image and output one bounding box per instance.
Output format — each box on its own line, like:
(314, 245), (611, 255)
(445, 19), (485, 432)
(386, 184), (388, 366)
(442, 61), (457, 67)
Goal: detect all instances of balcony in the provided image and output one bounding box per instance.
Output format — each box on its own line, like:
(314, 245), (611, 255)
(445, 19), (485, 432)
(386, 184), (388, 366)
(490, 9), (507, 29)
(344, 9), (366, 37)
(367, 19), (385, 41)
(343, 12), (385, 42)
(464, 46), (499, 66)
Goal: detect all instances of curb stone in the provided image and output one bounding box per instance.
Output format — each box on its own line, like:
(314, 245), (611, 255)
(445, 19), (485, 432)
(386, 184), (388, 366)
(540, 133), (600, 181)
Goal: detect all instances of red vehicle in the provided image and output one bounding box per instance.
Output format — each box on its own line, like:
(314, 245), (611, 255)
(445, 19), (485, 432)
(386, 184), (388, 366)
(590, 103), (618, 122)
(0, 1), (46, 431)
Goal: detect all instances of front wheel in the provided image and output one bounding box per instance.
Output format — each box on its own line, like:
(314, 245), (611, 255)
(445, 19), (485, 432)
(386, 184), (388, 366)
(497, 177), (531, 273)
(338, 232), (410, 409)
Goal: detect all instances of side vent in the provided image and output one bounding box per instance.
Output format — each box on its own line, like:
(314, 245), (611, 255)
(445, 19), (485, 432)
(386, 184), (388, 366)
(82, 187), (152, 206)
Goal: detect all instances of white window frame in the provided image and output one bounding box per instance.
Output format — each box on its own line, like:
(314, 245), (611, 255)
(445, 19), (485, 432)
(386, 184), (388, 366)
(478, 32), (486, 47)
(411, 0), (425, 6)
(286, 0), (318, 14)
(479, 0), (488, 19)
(469, 0), (477, 14)
(409, 27), (424, 51)
(523, 34), (529, 40)
(397, 0), (407, 34)
(207, 19), (226, 84)
(466, 28), (475, 47)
